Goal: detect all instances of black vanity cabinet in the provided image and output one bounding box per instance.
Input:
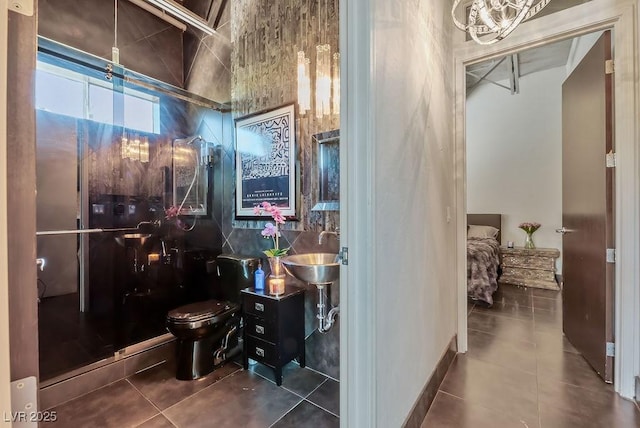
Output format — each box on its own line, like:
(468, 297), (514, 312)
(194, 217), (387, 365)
(241, 286), (305, 385)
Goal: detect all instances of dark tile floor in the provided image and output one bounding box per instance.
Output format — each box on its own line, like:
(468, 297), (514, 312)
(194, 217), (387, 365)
(423, 283), (640, 428)
(43, 359), (339, 427)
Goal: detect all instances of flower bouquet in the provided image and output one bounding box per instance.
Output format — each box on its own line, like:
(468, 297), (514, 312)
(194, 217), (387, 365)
(254, 201), (289, 278)
(518, 222), (541, 249)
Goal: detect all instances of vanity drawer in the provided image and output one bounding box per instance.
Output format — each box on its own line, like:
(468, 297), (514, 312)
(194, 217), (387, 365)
(243, 293), (278, 320)
(244, 315), (277, 343)
(245, 336), (278, 366)
(241, 286), (306, 385)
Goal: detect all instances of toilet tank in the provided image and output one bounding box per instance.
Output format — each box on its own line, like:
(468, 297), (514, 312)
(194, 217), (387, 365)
(216, 254), (260, 303)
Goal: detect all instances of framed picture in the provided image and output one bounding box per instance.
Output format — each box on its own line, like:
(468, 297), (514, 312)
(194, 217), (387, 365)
(235, 104), (296, 219)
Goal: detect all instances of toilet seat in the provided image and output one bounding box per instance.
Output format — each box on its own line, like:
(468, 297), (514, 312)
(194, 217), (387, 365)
(168, 300), (239, 329)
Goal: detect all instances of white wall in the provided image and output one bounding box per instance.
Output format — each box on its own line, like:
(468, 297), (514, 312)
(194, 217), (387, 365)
(372, 0), (456, 425)
(566, 31), (604, 76)
(466, 66), (565, 271)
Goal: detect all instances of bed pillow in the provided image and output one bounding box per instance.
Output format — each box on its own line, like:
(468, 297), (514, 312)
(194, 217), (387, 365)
(468, 224), (499, 239)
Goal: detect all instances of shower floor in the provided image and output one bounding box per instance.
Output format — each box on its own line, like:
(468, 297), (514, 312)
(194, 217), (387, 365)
(38, 291), (168, 381)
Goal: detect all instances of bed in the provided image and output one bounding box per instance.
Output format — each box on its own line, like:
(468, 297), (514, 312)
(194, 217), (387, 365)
(467, 214), (502, 306)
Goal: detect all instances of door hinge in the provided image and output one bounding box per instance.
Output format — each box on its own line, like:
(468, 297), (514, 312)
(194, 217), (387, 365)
(606, 342), (615, 357)
(606, 248), (616, 263)
(606, 151), (617, 168)
(339, 246), (349, 265)
(605, 59), (614, 75)
(11, 376), (38, 427)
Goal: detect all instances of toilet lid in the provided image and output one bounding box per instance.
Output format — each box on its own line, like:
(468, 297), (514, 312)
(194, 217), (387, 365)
(167, 300), (235, 323)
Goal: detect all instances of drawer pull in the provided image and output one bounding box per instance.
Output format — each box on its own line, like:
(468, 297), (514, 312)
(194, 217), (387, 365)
(255, 302), (264, 312)
(255, 347), (265, 357)
(255, 325), (265, 335)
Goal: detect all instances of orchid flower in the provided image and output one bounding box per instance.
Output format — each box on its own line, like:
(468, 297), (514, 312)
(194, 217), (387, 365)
(255, 201), (289, 257)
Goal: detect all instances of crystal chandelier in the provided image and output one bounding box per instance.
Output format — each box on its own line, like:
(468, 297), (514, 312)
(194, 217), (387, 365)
(452, 0), (552, 45)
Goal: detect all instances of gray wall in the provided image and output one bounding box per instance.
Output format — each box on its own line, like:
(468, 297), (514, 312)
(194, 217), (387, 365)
(39, 0), (184, 87)
(369, 0), (456, 424)
(183, 0), (232, 103)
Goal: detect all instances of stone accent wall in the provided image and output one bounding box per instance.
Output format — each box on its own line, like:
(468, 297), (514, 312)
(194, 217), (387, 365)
(230, 0), (339, 233)
(227, 0), (341, 378)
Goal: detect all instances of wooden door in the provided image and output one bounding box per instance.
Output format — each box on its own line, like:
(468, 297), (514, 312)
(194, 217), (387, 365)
(561, 31), (614, 382)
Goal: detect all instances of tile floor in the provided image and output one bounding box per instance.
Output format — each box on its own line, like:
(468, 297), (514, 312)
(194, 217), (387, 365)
(422, 283), (640, 427)
(43, 359), (339, 427)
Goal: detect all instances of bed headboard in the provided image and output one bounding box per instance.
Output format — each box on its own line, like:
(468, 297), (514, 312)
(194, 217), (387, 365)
(467, 213), (502, 244)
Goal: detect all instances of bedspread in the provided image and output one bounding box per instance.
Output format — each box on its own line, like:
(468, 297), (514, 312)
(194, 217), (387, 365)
(467, 237), (501, 305)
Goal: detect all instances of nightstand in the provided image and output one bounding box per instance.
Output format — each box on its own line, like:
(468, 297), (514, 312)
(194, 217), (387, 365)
(500, 247), (561, 290)
(241, 285), (305, 386)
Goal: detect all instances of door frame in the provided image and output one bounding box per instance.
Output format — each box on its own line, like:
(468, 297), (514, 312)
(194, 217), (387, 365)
(340, 0), (376, 425)
(0, 0), (13, 418)
(454, 0), (639, 398)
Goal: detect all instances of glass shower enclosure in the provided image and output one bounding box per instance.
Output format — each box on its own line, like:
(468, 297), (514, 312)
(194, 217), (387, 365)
(35, 39), (227, 383)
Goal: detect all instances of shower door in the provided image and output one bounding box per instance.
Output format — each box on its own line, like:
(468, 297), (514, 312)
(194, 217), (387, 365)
(36, 52), (122, 381)
(36, 39), (227, 383)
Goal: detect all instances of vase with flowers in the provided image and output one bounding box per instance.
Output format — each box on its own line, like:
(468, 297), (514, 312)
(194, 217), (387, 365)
(254, 201), (289, 279)
(518, 222), (541, 249)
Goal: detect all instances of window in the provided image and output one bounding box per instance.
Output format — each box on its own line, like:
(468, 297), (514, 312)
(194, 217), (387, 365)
(35, 61), (160, 134)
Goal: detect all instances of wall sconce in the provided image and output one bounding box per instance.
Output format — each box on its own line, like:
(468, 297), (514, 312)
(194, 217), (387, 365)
(296, 46), (340, 118)
(315, 44), (331, 118)
(451, 0), (551, 45)
(120, 132), (149, 163)
(332, 53), (340, 115)
(297, 51), (311, 113)
(296, 0), (340, 118)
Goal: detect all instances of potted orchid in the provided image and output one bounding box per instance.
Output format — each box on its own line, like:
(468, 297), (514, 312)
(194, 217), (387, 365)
(518, 222), (541, 249)
(254, 201), (289, 278)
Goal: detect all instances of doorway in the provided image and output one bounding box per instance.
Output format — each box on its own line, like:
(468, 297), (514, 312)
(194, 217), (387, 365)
(454, 0), (639, 399)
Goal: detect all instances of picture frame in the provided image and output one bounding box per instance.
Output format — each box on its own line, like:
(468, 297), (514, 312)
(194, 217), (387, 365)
(311, 129), (340, 212)
(234, 104), (297, 219)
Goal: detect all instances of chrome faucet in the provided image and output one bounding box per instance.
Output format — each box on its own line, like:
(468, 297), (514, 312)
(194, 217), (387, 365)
(318, 228), (340, 245)
(36, 258), (46, 271)
(136, 220), (161, 229)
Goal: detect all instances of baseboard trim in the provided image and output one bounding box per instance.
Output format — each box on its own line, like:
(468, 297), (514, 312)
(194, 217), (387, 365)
(39, 340), (175, 410)
(402, 335), (457, 428)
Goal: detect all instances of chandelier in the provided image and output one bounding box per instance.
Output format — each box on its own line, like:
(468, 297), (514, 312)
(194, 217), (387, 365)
(452, 0), (552, 45)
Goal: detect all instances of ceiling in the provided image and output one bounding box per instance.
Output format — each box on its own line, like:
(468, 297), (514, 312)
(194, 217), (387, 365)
(466, 38), (574, 92)
(465, 0), (592, 93)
